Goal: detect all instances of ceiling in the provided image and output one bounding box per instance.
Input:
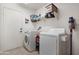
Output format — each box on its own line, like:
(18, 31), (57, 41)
(19, 3), (48, 11)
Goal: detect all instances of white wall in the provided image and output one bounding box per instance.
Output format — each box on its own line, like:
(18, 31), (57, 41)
(0, 4), (2, 50)
(34, 3), (79, 55)
(54, 3), (79, 55)
(1, 3), (34, 32)
(33, 4), (59, 29)
(0, 3), (34, 51)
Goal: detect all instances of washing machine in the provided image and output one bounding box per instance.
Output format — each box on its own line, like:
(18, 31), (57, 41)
(23, 30), (37, 51)
(39, 28), (70, 55)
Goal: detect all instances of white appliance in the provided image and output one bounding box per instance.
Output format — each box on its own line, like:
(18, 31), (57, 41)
(23, 30), (37, 51)
(40, 28), (69, 55)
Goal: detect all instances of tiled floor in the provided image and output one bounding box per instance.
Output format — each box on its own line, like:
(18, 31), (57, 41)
(0, 47), (38, 55)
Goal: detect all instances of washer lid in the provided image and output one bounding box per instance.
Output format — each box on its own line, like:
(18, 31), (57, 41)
(40, 28), (65, 36)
